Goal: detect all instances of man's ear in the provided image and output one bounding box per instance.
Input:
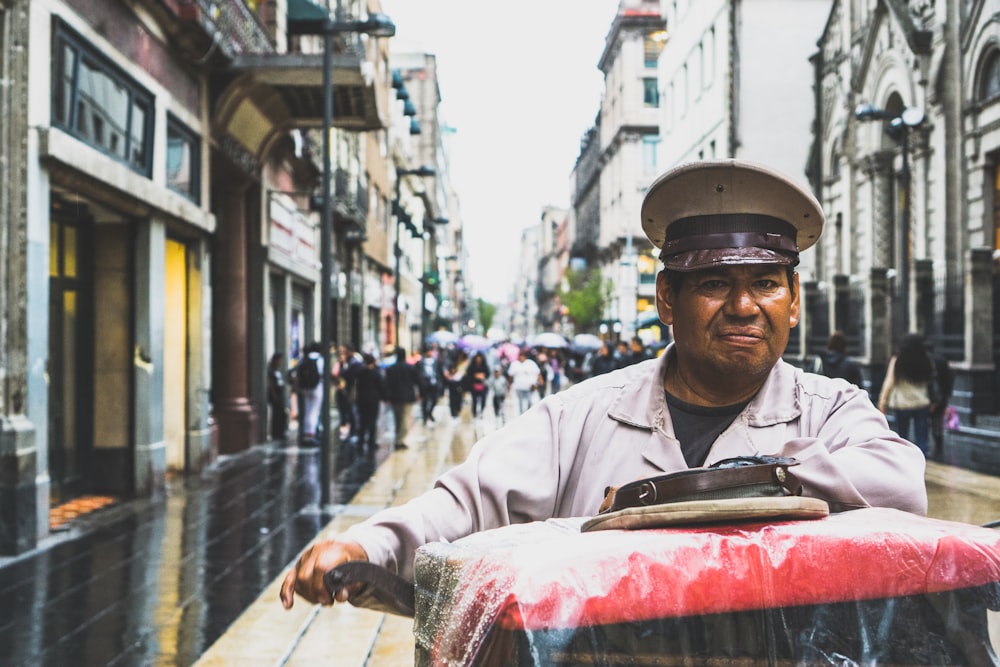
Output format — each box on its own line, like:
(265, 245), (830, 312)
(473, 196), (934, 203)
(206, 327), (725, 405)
(655, 271), (675, 325)
(789, 272), (801, 328)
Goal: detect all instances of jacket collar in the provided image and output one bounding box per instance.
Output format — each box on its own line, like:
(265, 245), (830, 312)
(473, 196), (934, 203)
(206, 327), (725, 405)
(607, 343), (803, 430)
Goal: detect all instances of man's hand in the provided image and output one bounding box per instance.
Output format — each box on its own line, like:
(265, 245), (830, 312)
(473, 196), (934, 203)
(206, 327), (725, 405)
(280, 539), (368, 609)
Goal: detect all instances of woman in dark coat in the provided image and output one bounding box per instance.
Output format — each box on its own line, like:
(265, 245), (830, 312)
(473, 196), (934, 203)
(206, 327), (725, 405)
(465, 352), (491, 418)
(353, 353), (387, 451)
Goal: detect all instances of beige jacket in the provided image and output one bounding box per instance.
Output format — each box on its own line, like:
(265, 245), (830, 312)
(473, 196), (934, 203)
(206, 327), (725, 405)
(878, 355), (932, 411)
(345, 345), (928, 581)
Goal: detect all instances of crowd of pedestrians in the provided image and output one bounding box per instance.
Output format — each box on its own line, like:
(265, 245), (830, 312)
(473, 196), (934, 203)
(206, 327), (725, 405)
(266, 330), (957, 462)
(264, 336), (616, 450)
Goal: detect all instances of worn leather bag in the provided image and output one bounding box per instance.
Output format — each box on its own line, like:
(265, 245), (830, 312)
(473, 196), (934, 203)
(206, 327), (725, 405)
(582, 456), (829, 532)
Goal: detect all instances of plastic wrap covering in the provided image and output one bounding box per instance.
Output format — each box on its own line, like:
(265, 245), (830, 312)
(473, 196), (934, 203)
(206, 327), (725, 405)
(412, 508), (1000, 666)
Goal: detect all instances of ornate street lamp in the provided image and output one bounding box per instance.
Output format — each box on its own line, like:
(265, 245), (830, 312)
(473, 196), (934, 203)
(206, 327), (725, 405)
(288, 2), (394, 506)
(393, 165), (436, 346)
(855, 103), (925, 336)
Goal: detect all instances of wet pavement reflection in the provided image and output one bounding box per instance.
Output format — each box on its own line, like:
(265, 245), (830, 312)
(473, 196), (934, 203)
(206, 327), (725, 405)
(0, 431), (392, 667)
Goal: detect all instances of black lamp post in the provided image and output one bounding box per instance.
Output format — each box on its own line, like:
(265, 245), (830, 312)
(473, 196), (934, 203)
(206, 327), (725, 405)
(393, 165), (436, 347)
(419, 217), (450, 343)
(289, 2), (394, 507)
(855, 103), (925, 336)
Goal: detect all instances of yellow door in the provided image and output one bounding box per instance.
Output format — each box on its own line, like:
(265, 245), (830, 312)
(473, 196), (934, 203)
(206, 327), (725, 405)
(164, 239), (187, 471)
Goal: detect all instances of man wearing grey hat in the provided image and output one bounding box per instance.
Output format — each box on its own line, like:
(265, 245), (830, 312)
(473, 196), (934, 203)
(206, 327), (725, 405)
(281, 160), (927, 611)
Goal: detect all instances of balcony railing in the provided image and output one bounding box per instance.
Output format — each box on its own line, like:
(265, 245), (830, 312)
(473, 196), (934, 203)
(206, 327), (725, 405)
(173, 0), (274, 56)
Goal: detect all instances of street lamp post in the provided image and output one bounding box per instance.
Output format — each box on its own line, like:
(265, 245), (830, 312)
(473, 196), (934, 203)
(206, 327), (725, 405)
(419, 217), (449, 344)
(393, 165), (436, 347)
(289, 4), (394, 507)
(855, 103), (925, 336)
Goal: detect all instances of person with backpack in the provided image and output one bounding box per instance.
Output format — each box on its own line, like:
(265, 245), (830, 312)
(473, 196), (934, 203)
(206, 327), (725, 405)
(418, 345), (442, 425)
(296, 342), (323, 446)
(815, 331), (863, 389)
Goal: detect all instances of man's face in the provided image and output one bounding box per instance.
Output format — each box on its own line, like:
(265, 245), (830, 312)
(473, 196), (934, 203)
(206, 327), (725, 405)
(656, 265), (799, 383)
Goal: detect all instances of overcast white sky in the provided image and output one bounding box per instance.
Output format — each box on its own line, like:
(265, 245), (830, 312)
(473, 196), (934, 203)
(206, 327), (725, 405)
(380, 0), (620, 304)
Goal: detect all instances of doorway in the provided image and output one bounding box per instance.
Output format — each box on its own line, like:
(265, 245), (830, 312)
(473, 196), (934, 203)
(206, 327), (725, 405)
(48, 205), (93, 504)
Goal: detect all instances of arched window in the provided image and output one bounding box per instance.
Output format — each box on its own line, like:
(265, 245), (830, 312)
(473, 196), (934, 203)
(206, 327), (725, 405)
(979, 49), (1000, 102)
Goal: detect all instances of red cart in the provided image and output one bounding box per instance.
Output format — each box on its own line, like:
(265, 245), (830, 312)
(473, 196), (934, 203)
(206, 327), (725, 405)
(412, 508), (1000, 666)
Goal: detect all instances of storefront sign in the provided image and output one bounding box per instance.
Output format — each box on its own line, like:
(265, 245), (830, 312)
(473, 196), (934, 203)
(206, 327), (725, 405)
(269, 193), (319, 272)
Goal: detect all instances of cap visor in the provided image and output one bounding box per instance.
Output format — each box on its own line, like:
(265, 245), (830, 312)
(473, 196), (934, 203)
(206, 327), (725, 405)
(662, 247), (798, 272)
(580, 496), (830, 532)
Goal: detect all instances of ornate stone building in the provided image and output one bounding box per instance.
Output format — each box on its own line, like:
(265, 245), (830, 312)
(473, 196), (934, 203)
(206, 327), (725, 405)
(812, 0), (1000, 472)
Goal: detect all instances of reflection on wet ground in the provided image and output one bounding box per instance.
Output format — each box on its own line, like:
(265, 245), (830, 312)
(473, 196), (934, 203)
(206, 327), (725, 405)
(0, 430), (392, 667)
(925, 462), (1000, 527)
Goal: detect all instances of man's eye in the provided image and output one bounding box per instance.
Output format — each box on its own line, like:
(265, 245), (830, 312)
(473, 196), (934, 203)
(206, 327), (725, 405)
(754, 280), (780, 290)
(698, 280), (727, 290)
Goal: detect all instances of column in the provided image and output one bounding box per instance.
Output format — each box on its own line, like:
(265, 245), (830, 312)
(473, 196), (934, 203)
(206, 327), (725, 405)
(212, 157), (258, 453)
(1, 0), (40, 554)
(133, 219), (167, 498)
(914, 259), (934, 335)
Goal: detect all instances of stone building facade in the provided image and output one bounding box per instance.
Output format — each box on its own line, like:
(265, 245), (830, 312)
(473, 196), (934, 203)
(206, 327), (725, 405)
(0, 0), (421, 554)
(812, 0), (1000, 473)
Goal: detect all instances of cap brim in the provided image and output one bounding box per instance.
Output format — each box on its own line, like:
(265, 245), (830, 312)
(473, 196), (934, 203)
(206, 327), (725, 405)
(580, 496), (830, 532)
(662, 247), (799, 272)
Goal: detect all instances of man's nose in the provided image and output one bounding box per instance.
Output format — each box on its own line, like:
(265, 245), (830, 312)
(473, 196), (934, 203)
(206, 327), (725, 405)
(724, 284), (759, 316)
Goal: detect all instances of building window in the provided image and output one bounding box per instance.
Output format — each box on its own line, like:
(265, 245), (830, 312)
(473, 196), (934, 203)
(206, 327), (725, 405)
(643, 77), (660, 108)
(52, 21), (154, 176)
(644, 31), (667, 68)
(642, 135), (659, 173)
(166, 116), (200, 203)
(979, 49), (1000, 102)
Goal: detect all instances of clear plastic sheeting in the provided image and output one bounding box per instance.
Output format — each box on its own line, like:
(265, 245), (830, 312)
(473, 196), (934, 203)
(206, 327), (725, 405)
(412, 508), (1000, 666)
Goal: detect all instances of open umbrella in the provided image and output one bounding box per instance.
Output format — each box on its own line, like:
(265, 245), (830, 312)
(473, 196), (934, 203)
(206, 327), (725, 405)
(530, 332), (568, 349)
(426, 330), (459, 346)
(458, 334), (492, 352)
(572, 333), (604, 350)
(497, 342), (521, 363)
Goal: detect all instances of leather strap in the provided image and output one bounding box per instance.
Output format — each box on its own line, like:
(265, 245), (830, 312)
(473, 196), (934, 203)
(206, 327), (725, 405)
(323, 561), (416, 618)
(601, 462), (802, 515)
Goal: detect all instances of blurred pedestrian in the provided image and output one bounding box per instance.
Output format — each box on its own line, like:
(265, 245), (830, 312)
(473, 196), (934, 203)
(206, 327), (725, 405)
(878, 333), (934, 455)
(507, 349), (541, 415)
(549, 353), (563, 394)
(418, 346), (442, 425)
(297, 342), (323, 445)
(444, 350), (469, 423)
(353, 353), (386, 452)
(815, 330), (863, 389)
(385, 347), (421, 450)
(266, 352), (288, 441)
(335, 344), (363, 441)
(590, 342), (618, 377)
(926, 340), (955, 460)
(466, 352), (490, 419)
(536, 350), (550, 397)
(614, 340), (630, 368)
(624, 336), (650, 366)
(487, 367), (509, 424)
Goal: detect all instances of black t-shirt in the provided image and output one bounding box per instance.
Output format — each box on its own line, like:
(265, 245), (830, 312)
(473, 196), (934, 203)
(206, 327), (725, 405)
(665, 392), (751, 467)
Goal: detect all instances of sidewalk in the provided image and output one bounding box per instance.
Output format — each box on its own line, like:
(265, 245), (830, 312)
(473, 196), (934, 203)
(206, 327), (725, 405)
(194, 405), (490, 666)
